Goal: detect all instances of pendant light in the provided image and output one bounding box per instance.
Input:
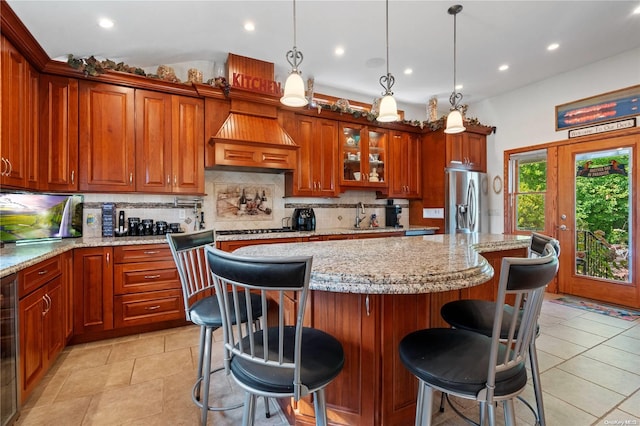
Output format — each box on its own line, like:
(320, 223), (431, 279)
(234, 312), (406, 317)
(280, 0), (308, 107)
(444, 4), (466, 134)
(376, 0), (399, 122)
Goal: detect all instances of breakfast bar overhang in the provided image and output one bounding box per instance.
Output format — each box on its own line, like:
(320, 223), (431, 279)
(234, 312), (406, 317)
(235, 233), (531, 425)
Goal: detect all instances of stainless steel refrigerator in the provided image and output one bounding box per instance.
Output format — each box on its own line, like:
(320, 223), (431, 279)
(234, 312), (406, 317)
(445, 168), (489, 234)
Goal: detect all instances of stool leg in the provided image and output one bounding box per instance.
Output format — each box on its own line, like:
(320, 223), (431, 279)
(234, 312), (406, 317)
(264, 396), (271, 418)
(529, 339), (545, 426)
(195, 326), (206, 402)
(313, 388), (327, 426)
(242, 393), (257, 426)
(200, 326), (214, 425)
(415, 380), (433, 426)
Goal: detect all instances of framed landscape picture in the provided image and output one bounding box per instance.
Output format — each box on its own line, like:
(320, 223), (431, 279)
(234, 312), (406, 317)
(555, 85), (640, 131)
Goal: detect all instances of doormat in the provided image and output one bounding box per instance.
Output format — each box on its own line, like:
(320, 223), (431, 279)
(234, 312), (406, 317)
(549, 296), (640, 321)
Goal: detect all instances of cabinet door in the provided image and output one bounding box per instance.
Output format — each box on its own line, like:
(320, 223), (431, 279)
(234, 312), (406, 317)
(19, 287), (46, 401)
(314, 118), (339, 196)
(44, 277), (65, 363)
(445, 132), (487, 172)
(135, 89), (172, 193)
(39, 75), (79, 191)
(340, 123), (387, 189)
(79, 81), (135, 192)
(26, 65), (39, 189)
(61, 250), (74, 340)
(1, 35), (29, 188)
(388, 131), (421, 199)
(289, 115), (315, 196)
(73, 247), (114, 334)
(171, 96), (204, 194)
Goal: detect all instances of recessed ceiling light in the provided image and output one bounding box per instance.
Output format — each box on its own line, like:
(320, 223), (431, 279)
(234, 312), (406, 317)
(498, 64), (509, 71)
(98, 18), (114, 29)
(547, 43), (559, 51)
(244, 22), (255, 32)
(334, 46), (345, 56)
(404, 68), (413, 75)
(634, 5), (640, 14)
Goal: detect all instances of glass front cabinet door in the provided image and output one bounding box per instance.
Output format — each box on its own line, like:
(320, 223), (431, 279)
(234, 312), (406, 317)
(340, 123), (387, 189)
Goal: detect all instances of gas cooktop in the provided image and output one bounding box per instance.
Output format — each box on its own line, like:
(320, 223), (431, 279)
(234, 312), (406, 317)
(216, 228), (296, 235)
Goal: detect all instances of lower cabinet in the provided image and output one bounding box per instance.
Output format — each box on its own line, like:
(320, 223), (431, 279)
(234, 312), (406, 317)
(73, 247), (114, 335)
(18, 255), (67, 403)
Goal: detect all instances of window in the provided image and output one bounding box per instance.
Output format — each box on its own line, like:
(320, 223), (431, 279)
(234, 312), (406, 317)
(508, 149), (547, 233)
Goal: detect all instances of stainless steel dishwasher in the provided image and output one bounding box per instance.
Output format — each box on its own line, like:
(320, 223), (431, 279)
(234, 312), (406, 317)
(1, 273), (19, 426)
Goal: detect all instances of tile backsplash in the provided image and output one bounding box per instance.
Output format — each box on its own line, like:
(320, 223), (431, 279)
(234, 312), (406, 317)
(81, 170), (409, 237)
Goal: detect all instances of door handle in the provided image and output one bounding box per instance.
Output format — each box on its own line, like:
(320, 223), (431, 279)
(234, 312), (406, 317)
(558, 225), (567, 231)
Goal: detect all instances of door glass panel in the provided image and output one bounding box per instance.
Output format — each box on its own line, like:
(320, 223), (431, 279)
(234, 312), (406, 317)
(368, 130), (385, 183)
(342, 126), (361, 181)
(574, 148), (632, 283)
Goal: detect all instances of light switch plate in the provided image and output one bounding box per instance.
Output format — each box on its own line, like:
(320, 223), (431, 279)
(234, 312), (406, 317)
(423, 208), (444, 219)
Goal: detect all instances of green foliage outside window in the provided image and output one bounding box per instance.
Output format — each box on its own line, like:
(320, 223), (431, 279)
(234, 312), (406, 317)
(516, 161), (546, 231)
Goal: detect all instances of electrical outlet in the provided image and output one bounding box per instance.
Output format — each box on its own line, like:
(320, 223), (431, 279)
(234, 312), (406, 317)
(179, 209), (186, 219)
(423, 208), (444, 219)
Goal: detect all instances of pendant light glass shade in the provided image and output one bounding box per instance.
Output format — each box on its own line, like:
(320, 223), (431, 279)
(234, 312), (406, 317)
(377, 94), (399, 122)
(280, 0), (308, 107)
(445, 109), (465, 134)
(281, 71), (307, 107)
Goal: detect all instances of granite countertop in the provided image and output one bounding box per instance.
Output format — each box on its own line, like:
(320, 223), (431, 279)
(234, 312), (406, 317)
(234, 233), (531, 295)
(213, 226), (437, 241)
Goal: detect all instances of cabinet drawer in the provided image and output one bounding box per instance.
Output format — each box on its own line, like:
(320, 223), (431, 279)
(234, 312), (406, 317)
(19, 256), (62, 298)
(114, 289), (184, 328)
(114, 261), (180, 294)
(113, 244), (173, 263)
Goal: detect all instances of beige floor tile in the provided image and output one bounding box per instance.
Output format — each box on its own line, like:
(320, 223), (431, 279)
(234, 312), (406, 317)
(19, 368), (71, 409)
(604, 334), (640, 355)
(53, 345), (112, 374)
(622, 323), (640, 340)
(594, 408), (640, 425)
(16, 396), (91, 426)
(106, 335), (165, 364)
(556, 354), (640, 395)
(164, 325), (200, 352)
(560, 315), (626, 337)
(130, 348), (193, 384)
(578, 311), (638, 329)
(619, 389), (640, 417)
(528, 348), (564, 373)
(56, 359), (134, 402)
(541, 323), (608, 347)
(533, 391), (596, 425)
(82, 378), (164, 425)
(539, 302), (585, 320)
(535, 334), (589, 359)
(583, 344), (640, 375)
(540, 368), (626, 417)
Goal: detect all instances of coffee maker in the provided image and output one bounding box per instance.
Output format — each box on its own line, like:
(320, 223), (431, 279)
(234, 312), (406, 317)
(385, 200), (402, 228)
(292, 208), (316, 231)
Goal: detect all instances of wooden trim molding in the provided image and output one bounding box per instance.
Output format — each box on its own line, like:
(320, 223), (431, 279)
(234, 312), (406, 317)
(1, 0), (50, 70)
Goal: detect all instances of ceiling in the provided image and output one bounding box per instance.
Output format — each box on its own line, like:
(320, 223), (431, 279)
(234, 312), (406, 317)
(7, 1), (640, 114)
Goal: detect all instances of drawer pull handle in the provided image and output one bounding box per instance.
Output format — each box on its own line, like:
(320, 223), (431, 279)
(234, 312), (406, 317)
(38, 269), (48, 275)
(144, 274), (161, 280)
(143, 251), (159, 255)
(145, 305), (161, 311)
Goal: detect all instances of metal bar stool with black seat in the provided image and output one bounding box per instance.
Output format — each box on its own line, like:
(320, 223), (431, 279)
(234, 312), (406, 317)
(205, 246), (345, 426)
(167, 230), (268, 425)
(399, 243), (559, 426)
(440, 232), (560, 426)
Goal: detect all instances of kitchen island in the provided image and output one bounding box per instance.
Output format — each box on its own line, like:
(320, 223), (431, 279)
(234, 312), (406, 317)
(235, 233), (530, 426)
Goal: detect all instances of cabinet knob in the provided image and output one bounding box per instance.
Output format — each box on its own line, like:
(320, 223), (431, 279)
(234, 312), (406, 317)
(144, 274), (161, 280)
(1, 157), (6, 176)
(5, 158), (12, 176)
(71, 170), (75, 185)
(144, 305), (161, 311)
(167, 175), (170, 185)
(38, 269), (48, 275)
(129, 173), (133, 184)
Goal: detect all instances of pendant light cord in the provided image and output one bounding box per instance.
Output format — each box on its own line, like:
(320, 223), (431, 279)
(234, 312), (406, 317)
(379, 0), (395, 95)
(385, 0), (390, 77)
(448, 4), (463, 109)
(286, 0), (303, 71)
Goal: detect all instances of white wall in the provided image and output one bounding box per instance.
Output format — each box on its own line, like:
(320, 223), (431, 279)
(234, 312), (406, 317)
(470, 47), (640, 234)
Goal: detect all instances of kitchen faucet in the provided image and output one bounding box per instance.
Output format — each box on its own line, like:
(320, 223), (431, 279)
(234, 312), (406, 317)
(355, 202), (366, 228)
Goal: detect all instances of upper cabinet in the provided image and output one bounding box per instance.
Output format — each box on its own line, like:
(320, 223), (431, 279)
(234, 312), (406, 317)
(284, 114), (339, 197)
(445, 131), (487, 172)
(135, 90), (204, 194)
(340, 123), (388, 189)
(1, 35), (38, 190)
(39, 75), (79, 192)
(386, 131), (422, 199)
(79, 81), (136, 192)
(80, 82), (204, 194)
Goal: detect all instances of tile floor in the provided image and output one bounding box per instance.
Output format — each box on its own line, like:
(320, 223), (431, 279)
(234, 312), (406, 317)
(15, 294), (640, 426)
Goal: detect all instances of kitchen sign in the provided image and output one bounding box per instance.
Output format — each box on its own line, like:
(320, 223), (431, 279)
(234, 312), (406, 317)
(227, 53), (282, 96)
(231, 73), (281, 96)
(568, 118), (636, 138)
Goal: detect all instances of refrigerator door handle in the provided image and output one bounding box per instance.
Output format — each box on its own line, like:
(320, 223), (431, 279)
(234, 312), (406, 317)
(467, 180), (477, 231)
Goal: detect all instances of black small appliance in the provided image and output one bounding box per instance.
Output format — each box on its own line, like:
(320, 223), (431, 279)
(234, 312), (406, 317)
(385, 200), (402, 228)
(292, 208), (316, 231)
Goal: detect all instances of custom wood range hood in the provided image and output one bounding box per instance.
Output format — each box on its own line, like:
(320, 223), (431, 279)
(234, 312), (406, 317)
(209, 97), (298, 173)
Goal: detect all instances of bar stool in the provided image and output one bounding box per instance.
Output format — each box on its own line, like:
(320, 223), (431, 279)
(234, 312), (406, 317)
(399, 244), (559, 426)
(439, 232), (560, 425)
(167, 230), (268, 425)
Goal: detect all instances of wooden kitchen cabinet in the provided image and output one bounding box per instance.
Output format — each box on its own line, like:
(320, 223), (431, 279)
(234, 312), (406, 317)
(217, 237), (305, 252)
(386, 131), (422, 199)
(339, 123), (388, 190)
(136, 90), (204, 194)
(39, 74), (79, 192)
(113, 244), (184, 328)
(73, 247), (114, 335)
(79, 81), (136, 192)
(18, 256), (66, 403)
(284, 115), (339, 197)
(445, 130), (487, 172)
(1, 35), (38, 190)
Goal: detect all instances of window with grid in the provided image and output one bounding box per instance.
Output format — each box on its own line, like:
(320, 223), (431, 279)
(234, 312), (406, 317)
(508, 149), (547, 233)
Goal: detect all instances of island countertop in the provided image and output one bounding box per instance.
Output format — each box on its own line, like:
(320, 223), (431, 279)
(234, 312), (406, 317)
(234, 233), (530, 294)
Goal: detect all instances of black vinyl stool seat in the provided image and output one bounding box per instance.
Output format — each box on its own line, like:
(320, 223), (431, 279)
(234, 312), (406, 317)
(205, 246), (345, 426)
(399, 243), (559, 426)
(440, 232), (559, 426)
(167, 230), (267, 425)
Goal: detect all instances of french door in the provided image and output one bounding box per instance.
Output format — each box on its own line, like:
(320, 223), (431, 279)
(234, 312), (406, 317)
(557, 135), (639, 308)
